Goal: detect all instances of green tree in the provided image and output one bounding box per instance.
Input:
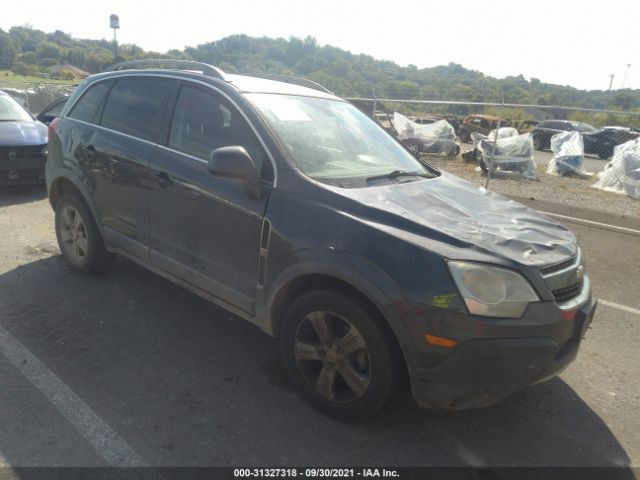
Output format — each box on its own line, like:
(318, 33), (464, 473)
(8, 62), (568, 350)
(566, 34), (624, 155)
(0, 29), (16, 68)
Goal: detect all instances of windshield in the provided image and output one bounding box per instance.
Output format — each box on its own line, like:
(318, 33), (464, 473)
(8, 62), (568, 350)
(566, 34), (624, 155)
(247, 94), (431, 186)
(0, 95), (33, 122)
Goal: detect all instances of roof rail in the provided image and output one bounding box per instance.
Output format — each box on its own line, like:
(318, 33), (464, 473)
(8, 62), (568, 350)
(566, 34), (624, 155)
(239, 73), (332, 94)
(105, 59), (226, 81)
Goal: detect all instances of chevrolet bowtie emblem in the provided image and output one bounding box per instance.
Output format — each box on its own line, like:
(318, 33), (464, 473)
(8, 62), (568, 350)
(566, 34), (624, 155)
(576, 265), (585, 282)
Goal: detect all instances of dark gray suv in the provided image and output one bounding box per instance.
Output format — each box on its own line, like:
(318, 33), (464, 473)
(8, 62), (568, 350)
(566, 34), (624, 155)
(46, 60), (596, 420)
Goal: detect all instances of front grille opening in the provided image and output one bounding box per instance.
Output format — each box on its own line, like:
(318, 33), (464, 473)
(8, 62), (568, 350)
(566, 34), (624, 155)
(552, 279), (584, 303)
(0, 146), (45, 159)
(541, 255), (577, 276)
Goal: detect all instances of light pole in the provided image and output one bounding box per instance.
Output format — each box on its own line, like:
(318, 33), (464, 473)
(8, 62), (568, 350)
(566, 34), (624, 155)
(608, 73), (615, 92)
(622, 64), (631, 89)
(110, 14), (120, 63)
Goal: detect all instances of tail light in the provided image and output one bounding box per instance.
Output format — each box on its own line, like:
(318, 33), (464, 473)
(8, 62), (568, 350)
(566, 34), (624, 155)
(48, 116), (61, 138)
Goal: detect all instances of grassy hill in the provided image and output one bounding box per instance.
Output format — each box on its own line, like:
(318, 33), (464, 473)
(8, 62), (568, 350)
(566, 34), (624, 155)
(1, 26), (639, 127)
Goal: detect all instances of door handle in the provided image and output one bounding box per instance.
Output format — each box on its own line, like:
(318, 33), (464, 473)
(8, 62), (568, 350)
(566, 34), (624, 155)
(154, 171), (173, 187)
(83, 144), (97, 160)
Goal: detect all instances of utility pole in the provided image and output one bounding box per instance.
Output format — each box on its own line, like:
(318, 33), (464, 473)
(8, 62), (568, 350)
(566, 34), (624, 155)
(608, 73), (615, 92)
(484, 88), (505, 190)
(110, 14), (120, 64)
(622, 64), (631, 89)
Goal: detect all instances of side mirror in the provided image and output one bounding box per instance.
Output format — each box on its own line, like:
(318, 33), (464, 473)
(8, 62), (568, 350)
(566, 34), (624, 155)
(208, 146), (262, 199)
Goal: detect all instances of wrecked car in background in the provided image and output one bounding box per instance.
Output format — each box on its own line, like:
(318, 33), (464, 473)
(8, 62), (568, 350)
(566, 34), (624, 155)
(456, 114), (507, 143)
(547, 131), (593, 178)
(393, 112), (460, 157)
(470, 128), (538, 180)
(532, 120), (621, 159)
(0, 91), (48, 185)
(592, 138), (640, 199)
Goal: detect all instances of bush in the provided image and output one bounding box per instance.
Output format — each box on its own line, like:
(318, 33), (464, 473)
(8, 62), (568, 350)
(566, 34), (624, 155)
(11, 61), (38, 76)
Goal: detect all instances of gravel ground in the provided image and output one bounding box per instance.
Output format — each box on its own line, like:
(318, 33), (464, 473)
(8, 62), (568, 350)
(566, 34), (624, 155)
(423, 150), (640, 219)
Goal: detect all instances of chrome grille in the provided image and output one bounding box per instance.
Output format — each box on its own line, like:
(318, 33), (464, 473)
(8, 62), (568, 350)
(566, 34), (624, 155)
(0, 145), (45, 160)
(540, 255), (577, 275)
(552, 279), (584, 303)
(540, 249), (584, 304)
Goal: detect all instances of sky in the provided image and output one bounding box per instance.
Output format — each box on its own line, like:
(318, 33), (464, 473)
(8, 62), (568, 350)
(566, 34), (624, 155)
(1, 0), (639, 91)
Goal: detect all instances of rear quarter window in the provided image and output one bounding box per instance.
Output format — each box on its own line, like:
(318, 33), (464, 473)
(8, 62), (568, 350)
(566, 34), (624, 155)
(67, 82), (112, 123)
(100, 78), (173, 142)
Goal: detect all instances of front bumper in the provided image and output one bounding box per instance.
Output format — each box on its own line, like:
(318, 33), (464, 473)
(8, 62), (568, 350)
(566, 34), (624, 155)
(0, 160), (46, 185)
(411, 295), (597, 410)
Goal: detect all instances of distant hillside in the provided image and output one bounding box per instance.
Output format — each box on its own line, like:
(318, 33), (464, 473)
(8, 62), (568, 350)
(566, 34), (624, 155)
(1, 26), (639, 126)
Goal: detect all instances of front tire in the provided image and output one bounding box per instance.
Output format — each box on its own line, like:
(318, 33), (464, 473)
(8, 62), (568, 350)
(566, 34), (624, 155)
(446, 144), (461, 158)
(280, 290), (399, 421)
(55, 193), (113, 274)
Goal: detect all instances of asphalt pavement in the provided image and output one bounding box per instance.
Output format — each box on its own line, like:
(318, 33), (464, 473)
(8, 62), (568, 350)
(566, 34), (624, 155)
(0, 186), (638, 469)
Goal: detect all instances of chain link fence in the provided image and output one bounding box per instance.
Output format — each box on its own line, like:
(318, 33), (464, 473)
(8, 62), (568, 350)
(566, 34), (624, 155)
(1, 78), (639, 218)
(347, 97), (640, 219)
(0, 81), (76, 115)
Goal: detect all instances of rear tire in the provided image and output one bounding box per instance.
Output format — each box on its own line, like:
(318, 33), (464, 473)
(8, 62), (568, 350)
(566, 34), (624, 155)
(55, 193), (114, 274)
(280, 290), (399, 421)
(404, 141), (422, 157)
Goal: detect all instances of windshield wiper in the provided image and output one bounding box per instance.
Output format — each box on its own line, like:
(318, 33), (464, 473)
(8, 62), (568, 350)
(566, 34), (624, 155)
(366, 169), (434, 183)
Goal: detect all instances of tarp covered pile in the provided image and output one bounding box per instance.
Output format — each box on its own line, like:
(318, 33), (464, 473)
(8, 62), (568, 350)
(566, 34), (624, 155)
(547, 131), (593, 178)
(473, 131), (538, 181)
(592, 138), (640, 199)
(392, 113), (457, 154)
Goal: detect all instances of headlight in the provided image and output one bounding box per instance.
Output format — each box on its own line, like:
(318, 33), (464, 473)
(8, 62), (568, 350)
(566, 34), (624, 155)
(40, 146), (48, 157)
(448, 261), (540, 318)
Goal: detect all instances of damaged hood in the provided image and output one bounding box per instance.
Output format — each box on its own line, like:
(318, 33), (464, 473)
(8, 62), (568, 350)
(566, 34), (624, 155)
(324, 172), (577, 266)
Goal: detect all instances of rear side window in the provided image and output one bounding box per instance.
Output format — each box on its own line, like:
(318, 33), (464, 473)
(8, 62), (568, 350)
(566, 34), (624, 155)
(101, 78), (172, 142)
(68, 82), (111, 123)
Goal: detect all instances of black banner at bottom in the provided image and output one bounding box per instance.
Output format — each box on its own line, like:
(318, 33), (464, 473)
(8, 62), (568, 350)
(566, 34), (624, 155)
(0, 467), (636, 480)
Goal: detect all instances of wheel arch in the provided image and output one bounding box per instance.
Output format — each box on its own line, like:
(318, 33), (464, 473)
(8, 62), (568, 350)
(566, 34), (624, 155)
(259, 258), (419, 378)
(48, 173), (97, 220)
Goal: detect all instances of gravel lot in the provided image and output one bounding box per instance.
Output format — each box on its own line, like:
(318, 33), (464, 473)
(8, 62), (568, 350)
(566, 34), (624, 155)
(424, 147), (640, 219)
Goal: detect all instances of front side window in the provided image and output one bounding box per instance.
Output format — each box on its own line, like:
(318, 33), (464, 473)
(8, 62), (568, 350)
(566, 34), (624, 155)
(101, 78), (172, 142)
(68, 82), (112, 124)
(247, 94), (431, 186)
(168, 85), (269, 179)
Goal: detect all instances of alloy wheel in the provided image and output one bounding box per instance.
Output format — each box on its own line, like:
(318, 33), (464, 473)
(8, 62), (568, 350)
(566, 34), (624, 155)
(59, 206), (88, 264)
(294, 310), (371, 403)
